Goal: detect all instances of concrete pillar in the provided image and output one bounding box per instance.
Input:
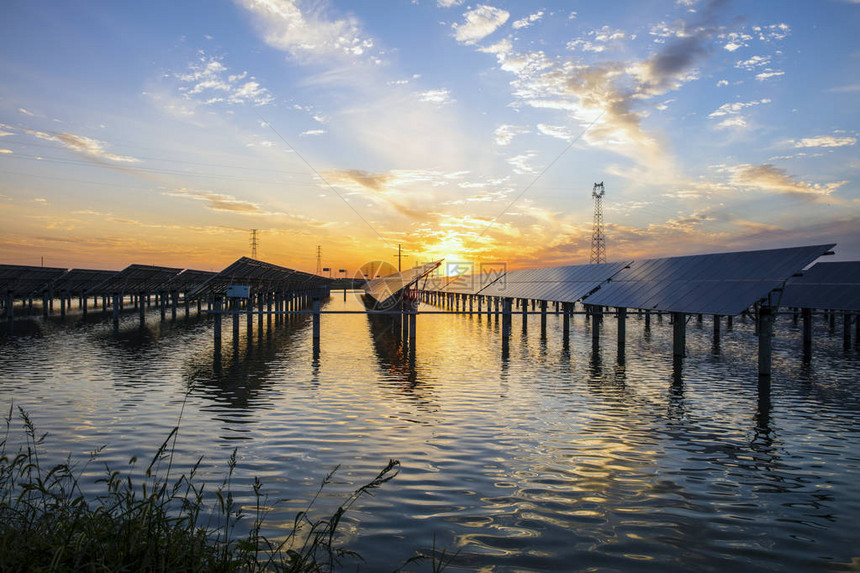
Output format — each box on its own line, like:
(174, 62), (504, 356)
(160, 293), (166, 321)
(171, 291), (178, 320)
(843, 311), (851, 351)
(617, 307), (626, 361)
(590, 305), (600, 344)
(139, 293), (146, 324)
(672, 312), (686, 358)
(60, 295), (66, 319)
(758, 305), (774, 380)
(409, 310), (417, 347)
(802, 308), (812, 363)
(727, 315), (733, 330)
(644, 309), (651, 330)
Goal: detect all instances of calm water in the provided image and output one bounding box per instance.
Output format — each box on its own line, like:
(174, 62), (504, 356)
(1, 293), (859, 572)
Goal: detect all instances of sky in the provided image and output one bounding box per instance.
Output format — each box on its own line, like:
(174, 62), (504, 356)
(1, 0), (859, 275)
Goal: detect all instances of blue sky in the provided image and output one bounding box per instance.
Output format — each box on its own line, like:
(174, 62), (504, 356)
(1, 0), (858, 272)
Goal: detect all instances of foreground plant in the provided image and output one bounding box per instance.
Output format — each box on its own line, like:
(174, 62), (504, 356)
(0, 404), (404, 572)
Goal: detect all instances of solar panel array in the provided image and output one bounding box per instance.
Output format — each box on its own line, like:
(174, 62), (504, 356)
(780, 261), (860, 311)
(572, 244), (835, 315)
(478, 261), (630, 302)
(418, 245), (837, 316)
(0, 264), (68, 297)
(187, 257), (326, 298)
(442, 272), (506, 295)
(93, 264), (184, 295)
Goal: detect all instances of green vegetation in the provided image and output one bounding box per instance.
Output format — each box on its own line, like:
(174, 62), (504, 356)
(0, 405), (429, 572)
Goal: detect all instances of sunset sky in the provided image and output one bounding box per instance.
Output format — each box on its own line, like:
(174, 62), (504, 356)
(1, 0), (858, 274)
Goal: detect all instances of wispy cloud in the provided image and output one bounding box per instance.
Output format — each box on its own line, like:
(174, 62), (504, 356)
(790, 135), (857, 148)
(707, 98), (771, 129)
(476, 0), (733, 167)
(452, 5), (510, 45)
(494, 124), (529, 146)
(164, 187), (274, 214)
(725, 163), (847, 196)
(238, 0), (375, 62)
(418, 88), (454, 104)
(512, 11), (543, 30)
(16, 125), (141, 164)
(175, 54), (273, 106)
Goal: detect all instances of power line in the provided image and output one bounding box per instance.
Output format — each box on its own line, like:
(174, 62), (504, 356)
(479, 111), (604, 238)
(255, 110), (396, 250)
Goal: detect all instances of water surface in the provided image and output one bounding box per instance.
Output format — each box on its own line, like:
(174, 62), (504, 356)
(1, 295), (858, 572)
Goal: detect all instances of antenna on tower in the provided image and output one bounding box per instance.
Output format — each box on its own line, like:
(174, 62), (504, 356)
(316, 245), (322, 276)
(250, 229), (259, 259)
(590, 182), (606, 264)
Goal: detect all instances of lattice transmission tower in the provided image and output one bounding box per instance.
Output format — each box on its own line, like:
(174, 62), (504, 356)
(250, 229), (258, 259)
(316, 245), (322, 276)
(590, 182), (606, 264)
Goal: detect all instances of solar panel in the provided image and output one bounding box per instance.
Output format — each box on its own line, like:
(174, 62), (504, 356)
(442, 272), (507, 295)
(0, 264), (69, 297)
(50, 269), (117, 294)
(780, 261), (860, 311)
(364, 261), (441, 305)
(186, 257), (326, 298)
(581, 244), (835, 315)
(477, 261), (630, 302)
(91, 264), (183, 295)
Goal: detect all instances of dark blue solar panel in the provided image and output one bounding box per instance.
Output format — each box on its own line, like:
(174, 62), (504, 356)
(581, 244), (834, 315)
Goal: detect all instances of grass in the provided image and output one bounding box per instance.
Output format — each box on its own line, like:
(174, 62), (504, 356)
(0, 404), (436, 572)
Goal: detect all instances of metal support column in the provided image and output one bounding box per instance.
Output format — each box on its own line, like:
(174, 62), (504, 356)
(617, 307), (626, 362)
(312, 298), (321, 356)
(802, 307), (812, 363)
(758, 305), (774, 381)
(501, 298), (512, 357)
(672, 312), (686, 358)
(540, 300), (547, 339)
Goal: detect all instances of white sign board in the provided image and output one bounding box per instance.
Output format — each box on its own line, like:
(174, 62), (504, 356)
(226, 285), (250, 298)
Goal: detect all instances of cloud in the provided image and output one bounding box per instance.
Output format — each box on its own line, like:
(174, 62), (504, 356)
(536, 124), (572, 140)
(237, 0), (375, 62)
(436, 0), (463, 7)
(791, 135), (857, 148)
(479, 0), (732, 166)
(735, 54), (770, 70)
(21, 127), (140, 163)
(175, 54), (273, 106)
(452, 5), (510, 45)
(725, 163), (847, 196)
(512, 11), (543, 30)
(0, 149), (12, 154)
(707, 98), (770, 129)
(300, 129), (326, 136)
(418, 89), (454, 104)
(164, 188), (272, 214)
(494, 124), (529, 146)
